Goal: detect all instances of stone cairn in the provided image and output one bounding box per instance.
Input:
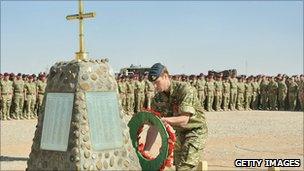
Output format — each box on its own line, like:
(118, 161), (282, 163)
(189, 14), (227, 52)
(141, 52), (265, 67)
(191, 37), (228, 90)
(27, 59), (141, 170)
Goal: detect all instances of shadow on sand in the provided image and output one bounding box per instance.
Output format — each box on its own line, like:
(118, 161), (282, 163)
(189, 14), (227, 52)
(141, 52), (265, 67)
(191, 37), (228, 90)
(0, 155), (28, 162)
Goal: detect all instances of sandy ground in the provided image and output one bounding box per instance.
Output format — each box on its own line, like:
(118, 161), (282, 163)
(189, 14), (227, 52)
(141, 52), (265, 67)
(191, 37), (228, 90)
(1, 111), (303, 170)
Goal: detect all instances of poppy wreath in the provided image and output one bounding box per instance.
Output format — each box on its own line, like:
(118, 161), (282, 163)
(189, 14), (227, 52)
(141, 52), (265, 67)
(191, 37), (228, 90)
(128, 109), (176, 171)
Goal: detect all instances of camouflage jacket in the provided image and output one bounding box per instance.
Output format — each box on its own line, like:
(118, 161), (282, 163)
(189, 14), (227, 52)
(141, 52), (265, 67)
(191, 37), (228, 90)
(152, 81), (207, 131)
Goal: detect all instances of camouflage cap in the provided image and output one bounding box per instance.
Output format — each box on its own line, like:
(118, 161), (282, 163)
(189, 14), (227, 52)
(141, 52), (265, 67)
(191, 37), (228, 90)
(148, 63), (165, 82)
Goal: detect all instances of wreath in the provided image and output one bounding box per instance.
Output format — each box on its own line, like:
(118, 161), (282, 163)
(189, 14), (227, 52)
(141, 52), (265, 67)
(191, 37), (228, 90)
(128, 109), (176, 171)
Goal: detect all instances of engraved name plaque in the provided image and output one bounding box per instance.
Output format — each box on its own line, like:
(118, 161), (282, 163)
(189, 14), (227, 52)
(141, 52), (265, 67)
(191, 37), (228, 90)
(86, 92), (123, 150)
(40, 93), (74, 151)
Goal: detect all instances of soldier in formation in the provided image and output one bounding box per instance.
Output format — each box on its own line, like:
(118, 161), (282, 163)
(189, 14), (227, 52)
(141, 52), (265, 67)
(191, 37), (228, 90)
(0, 72), (47, 121)
(117, 72), (303, 114)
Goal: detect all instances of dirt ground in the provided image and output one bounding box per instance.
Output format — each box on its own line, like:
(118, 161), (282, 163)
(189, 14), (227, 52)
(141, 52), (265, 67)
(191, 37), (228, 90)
(1, 111), (303, 170)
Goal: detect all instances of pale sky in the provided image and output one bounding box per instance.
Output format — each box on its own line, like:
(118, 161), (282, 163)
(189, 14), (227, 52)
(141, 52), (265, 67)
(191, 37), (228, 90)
(1, 1), (303, 76)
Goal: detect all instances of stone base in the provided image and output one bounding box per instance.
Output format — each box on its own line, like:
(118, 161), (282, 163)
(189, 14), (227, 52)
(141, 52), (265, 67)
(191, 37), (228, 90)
(27, 59), (141, 170)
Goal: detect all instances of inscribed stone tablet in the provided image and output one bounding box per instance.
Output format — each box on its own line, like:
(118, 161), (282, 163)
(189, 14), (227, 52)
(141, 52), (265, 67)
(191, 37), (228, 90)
(40, 93), (74, 151)
(86, 92), (123, 150)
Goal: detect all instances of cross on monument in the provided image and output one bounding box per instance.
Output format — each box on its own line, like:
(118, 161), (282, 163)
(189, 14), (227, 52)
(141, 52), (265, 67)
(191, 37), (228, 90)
(66, 0), (96, 61)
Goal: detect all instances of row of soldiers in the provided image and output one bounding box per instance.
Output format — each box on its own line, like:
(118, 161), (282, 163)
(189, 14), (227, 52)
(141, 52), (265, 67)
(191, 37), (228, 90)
(0, 72), (47, 120)
(117, 73), (304, 114)
(180, 73), (304, 112)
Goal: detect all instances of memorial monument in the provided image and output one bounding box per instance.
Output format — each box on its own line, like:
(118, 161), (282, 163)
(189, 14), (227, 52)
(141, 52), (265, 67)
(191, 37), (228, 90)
(26, 0), (141, 170)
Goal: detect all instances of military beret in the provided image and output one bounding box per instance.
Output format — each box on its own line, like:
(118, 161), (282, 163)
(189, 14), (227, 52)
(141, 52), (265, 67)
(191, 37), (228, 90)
(17, 73), (22, 76)
(4, 72), (9, 76)
(28, 75), (33, 79)
(148, 63), (165, 82)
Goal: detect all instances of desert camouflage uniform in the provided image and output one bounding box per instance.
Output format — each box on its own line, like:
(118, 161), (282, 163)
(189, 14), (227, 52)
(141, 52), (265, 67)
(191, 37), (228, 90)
(205, 80), (215, 112)
(24, 82), (37, 119)
(126, 80), (135, 115)
(0, 80), (13, 120)
(278, 80), (287, 110)
(195, 78), (206, 109)
(244, 82), (253, 110)
(251, 81), (260, 110)
(229, 78), (238, 110)
(298, 80), (304, 111)
(288, 81), (298, 111)
(12, 79), (25, 119)
(134, 80), (145, 113)
(268, 80), (278, 110)
(118, 80), (127, 112)
(214, 80), (223, 111)
(36, 80), (46, 115)
(152, 81), (208, 170)
(236, 80), (245, 110)
(222, 80), (230, 111)
(260, 80), (269, 110)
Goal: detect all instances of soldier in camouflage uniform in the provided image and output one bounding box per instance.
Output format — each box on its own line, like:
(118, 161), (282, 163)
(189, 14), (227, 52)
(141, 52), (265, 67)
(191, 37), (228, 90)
(251, 77), (260, 110)
(229, 73), (238, 111)
(0, 73), (13, 120)
(298, 75), (304, 111)
(205, 74), (215, 112)
(288, 77), (298, 111)
(214, 74), (223, 111)
(268, 76), (278, 110)
(236, 76), (245, 111)
(24, 76), (37, 119)
(195, 74), (206, 109)
(222, 76), (230, 111)
(144, 63), (208, 170)
(277, 75), (287, 111)
(144, 74), (155, 109)
(12, 73), (25, 119)
(36, 74), (47, 116)
(244, 77), (253, 110)
(118, 75), (127, 112)
(134, 75), (145, 113)
(126, 75), (135, 115)
(260, 76), (269, 110)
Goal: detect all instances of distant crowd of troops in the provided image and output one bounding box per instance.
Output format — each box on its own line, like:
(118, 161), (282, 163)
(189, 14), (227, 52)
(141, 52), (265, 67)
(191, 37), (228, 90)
(0, 73), (47, 120)
(117, 73), (304, 114)
(1, 71), (303, 121)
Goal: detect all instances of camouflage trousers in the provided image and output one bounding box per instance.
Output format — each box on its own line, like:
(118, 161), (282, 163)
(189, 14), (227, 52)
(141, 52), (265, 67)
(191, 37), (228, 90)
(222, 94), (230, 111)
(288, 94), (297, 111)
(299, 92), (304, 111)
(268, 94), (277, 110)
(251, 93), (259, 110)
(197, 90), (205, 108)
(260, 93), (268, 110)
(206, 93), (214, 111)
(135, 93), (145, 113)
(244, 93), (252, 110)
(1, 95), (12, 120)
(214, 91), (222, 111)
(145, 92), (154, 109)
(120, 93), (127, 112)
(236, 93), (244, 110)
(126, 93), (134, 114)
(229, 90), (237, 110)
(278, 94), (286, 110)
(36, 94), (44, 116)
(25, 95), (36, 119)
(12, 94), (24, 119)
(174, 127), (208, 171)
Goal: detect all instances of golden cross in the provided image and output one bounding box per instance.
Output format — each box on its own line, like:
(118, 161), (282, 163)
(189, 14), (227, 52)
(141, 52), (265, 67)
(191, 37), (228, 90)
(66, 0), (96, 61)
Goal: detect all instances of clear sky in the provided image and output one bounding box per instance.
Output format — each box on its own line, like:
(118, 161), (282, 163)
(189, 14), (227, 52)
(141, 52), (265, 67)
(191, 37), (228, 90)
(1, 0), (303, 76)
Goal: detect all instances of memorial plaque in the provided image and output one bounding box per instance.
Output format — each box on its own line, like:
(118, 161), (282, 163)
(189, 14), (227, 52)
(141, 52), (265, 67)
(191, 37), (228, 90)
(86, 92), (123, 150)
(40, 93), (74, 151)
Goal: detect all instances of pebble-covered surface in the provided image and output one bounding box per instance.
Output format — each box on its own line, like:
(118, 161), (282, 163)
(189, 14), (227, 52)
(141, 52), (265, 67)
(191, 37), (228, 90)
(1, 111), (303, 170)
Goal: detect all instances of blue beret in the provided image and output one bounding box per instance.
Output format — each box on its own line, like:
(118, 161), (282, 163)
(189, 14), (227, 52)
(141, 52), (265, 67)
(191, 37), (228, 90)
(148, 63), (165, 82)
